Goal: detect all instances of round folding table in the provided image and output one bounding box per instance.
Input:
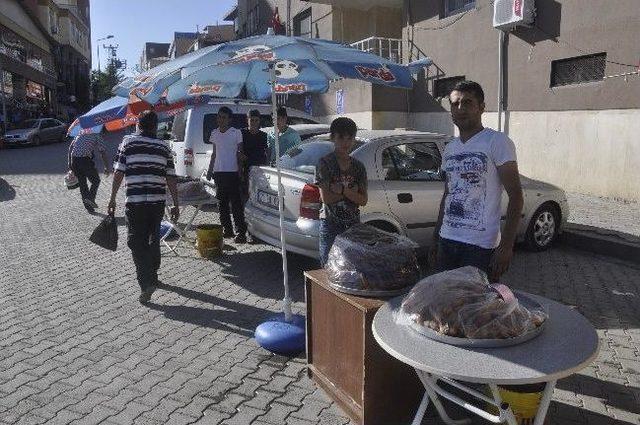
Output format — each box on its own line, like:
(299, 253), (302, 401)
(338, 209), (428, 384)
(372, 293), (599, 425)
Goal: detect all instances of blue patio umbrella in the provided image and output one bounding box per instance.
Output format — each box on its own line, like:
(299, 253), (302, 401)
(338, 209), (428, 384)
(114, 32), (431, 356)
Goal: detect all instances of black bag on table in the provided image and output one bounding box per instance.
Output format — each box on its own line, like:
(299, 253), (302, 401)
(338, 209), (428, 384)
(89, 214), (118, 251)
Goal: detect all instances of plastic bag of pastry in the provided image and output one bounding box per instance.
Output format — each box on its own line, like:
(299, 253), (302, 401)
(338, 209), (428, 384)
(325, 223), (420, 294)
(398, 266), (547, 339)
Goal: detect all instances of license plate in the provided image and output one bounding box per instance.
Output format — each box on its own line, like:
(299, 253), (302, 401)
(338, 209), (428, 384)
(257, 190), (280, 209)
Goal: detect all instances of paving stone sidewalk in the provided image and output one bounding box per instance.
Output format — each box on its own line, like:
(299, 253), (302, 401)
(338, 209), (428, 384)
(567, 192), (640, 238)
(0, 142), (639, 425)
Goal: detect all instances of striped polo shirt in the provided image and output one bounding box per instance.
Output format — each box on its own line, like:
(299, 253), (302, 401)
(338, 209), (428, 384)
(113, 134), (176, 205)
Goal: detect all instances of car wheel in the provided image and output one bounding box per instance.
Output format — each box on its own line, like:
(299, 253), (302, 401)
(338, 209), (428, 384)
(525, 204), (559, 251)
(32, 136), (41, 146)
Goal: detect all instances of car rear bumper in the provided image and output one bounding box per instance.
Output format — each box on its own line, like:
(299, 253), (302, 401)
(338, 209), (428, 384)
(245, 203), (320, 259)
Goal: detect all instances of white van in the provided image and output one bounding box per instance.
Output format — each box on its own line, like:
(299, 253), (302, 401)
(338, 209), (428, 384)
(168, 101), (319, 178)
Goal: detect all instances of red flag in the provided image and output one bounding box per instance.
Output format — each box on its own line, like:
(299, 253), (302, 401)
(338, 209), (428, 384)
(271, 7), (285, 35)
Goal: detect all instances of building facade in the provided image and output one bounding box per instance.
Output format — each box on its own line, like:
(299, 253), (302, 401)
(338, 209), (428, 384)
(18, 0), (92, 119)
(401, 0), (640, 200)
(227, 0), (639, 200)
(140, 42), (170, 72)
(226, 0), (407, 130)
(168, 32), (199, 59)
(0, 0), (57, 125)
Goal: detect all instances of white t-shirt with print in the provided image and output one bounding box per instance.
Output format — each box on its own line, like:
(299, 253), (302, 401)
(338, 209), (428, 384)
(439, 127), (517, 249)
(210, 127), (243, 172)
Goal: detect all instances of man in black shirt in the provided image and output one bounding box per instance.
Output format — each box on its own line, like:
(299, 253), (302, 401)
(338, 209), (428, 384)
(240, 109), (268, 200)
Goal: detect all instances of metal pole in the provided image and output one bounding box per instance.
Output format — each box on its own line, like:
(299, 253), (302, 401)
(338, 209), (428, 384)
(97, 42), (101, 72)
(0, 59), (7, 133)
(270, 62), (292, 322)
(286, 0), (291, 36)
(497, 30), (504, 132)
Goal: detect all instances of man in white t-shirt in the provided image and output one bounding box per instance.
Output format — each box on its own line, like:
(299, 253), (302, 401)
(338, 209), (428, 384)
(206, 106), (247, 243)
(431, 81), (524, 282)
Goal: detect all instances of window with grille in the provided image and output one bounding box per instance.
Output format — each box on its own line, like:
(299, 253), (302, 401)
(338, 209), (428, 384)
(444, 0), (475, 17)
(434, 76), (466, 99)
(293, 9), (312, 38)
(551, 53), (606, 87)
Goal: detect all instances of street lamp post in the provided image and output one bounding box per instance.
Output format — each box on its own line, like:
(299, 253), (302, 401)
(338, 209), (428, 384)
(96, 35), (114, 71)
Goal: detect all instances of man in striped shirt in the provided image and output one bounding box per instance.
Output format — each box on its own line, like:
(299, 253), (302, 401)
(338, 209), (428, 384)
(107, 111), (179, 303)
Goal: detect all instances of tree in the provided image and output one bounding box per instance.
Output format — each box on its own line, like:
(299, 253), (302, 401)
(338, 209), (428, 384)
(90, 62), (123, 106)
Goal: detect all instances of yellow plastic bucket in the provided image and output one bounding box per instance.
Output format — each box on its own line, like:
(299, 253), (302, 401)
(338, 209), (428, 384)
(487, 385), (544, 424)
(195, 224), (223, 258)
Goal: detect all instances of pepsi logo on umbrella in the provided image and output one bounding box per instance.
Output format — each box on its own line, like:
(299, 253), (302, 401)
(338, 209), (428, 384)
(355, 65), (396, 82)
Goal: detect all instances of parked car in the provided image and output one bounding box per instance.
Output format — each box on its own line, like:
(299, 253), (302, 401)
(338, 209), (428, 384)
(168, 100), (320, 178)
(3, 118), (68, 147)
(245, 129), (569, 259)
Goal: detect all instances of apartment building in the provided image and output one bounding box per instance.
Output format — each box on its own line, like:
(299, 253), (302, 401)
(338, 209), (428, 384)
(140, 42), (170, 72)
(0, 0), (57, 122)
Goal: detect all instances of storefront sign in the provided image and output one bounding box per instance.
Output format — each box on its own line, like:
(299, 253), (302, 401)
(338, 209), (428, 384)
(26, 81), (44, 100)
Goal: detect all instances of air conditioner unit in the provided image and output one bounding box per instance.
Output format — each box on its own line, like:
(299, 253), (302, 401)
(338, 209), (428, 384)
(493, 0), (535, 30)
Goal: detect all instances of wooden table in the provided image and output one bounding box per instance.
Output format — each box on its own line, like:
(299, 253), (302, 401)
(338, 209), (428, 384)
(304, 269), (422, 425)
(373, 294), (600, 425)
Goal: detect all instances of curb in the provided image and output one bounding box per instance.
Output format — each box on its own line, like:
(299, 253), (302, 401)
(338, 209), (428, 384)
(559, 224), (640, 265)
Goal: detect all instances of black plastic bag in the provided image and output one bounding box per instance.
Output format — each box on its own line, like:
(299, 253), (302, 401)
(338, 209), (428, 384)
(89, 214), (118, 251)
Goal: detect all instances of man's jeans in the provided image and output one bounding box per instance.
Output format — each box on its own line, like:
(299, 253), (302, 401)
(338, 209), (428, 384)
(436, 237), (494, 275)
(214, 172), (246, 235)
(71, 157), (100, 207)
(125, 203), (164, 290)
(319, 218), (358, 266)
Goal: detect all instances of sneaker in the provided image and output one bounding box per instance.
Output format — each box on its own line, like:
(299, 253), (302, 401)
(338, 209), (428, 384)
(234, 234), (247, 244)
(83, 199), (99, 209)
(138, 286), (156, 304)
(223, 229), (235, 238)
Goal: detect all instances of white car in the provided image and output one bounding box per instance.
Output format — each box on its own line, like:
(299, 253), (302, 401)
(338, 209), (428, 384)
(245, 130), (569, 259)
(168, 100), (319, 178)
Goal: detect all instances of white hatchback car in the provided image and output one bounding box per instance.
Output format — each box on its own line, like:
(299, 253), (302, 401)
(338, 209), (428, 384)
(245, 129), (569, 259)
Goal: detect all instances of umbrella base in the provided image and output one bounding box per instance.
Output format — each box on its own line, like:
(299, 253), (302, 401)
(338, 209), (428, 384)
(255, 313), (305, 356)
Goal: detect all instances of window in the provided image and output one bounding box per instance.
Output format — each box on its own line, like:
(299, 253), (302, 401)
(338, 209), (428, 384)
(293, 9), (312, 38)
(444, 0), (475, 17)
(26, 81), (44, 100)
(550, 53), (606, 87)
(1, 71), (12, 96)
(247, 4), (259, 34)
(381, 142), (443, 181)
(433, 75), (465, 99)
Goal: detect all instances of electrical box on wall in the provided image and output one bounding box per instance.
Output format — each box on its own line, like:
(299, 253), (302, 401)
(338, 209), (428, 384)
(493, 0), (536, 30)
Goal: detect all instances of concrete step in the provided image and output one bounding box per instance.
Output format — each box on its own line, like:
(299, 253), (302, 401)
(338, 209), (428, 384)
(559, 223), (640, 264)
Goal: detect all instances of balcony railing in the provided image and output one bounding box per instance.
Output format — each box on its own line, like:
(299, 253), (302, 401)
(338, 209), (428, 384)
(0, 46), (57, 79)
(350, 37), (402, 64)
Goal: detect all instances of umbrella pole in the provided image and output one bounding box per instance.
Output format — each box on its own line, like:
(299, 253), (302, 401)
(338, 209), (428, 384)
(270, 64), (293, 323)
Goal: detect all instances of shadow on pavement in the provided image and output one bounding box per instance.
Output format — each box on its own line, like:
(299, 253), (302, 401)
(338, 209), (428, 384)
(149, 281), (274, 336)
(92, 211), (126, 226)
(557, 373), (640, 415)
(0, 178), (16, 202)
(213, 249), (320, 302)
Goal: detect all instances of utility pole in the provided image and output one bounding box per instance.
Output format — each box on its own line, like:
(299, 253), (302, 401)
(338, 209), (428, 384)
(103, 44), (127, 71)
(96, 35), (114, 72)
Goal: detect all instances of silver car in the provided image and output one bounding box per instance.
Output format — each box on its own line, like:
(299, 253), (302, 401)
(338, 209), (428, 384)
(3, 118), (68, 146)
(245, 130), (569, 259)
